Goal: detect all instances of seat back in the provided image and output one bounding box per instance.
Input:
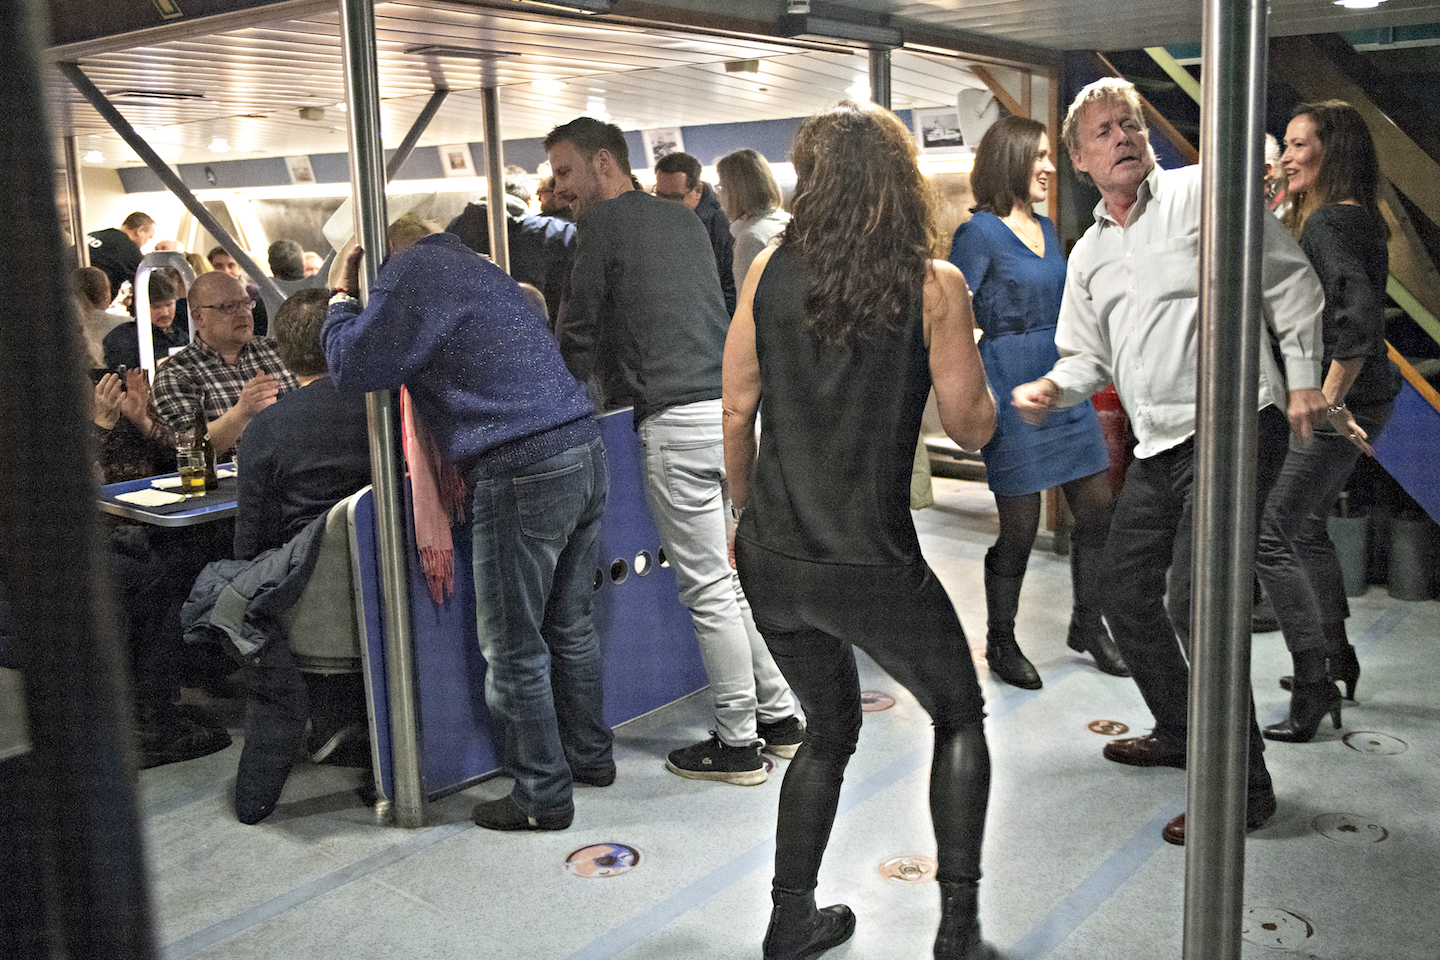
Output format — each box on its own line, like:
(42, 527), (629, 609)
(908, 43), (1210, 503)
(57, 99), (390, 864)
(283, 493), (363, 674)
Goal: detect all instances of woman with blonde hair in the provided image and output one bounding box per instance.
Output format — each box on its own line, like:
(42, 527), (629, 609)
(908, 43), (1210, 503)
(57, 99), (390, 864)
(1258, 99), (1399, 740)
(724, 101), (997, 960)
(717, 148), (790, 292)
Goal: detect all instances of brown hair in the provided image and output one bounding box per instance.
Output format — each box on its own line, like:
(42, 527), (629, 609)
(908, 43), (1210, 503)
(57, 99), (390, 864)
(784, 100), (937, 345)
(1062, 78), (1148, 187)
(1282, 99), (1386, 240)
(716, 149), (783, 221)
(543, 117), (632, 174)
(970, 116), (1047, 217)
(71, 266), (111, 309)
(273, 288), (331, 377)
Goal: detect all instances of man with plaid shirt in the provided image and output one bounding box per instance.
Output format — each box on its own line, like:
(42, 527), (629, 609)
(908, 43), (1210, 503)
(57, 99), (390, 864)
(154, 271), (298, 459)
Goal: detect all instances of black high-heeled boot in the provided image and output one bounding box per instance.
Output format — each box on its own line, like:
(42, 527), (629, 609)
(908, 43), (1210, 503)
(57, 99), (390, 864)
(762, 887), (855, 960)
(1323, 621), (1360, 700)
(1066, 537), (1130, 677)
(984, 552), (1041, 690)
(1262, 679), (1343, 743)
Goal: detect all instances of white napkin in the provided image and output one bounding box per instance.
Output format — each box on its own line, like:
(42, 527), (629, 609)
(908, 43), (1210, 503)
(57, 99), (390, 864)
(152, 476), (183, 489)
(117, 489), (186, 507)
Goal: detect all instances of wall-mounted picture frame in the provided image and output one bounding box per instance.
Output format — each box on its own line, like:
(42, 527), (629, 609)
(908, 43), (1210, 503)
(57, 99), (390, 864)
(642, 127), (685, 168)
(913, 106), (970, 154)
(284, 155), (316, 185)
(439, 143), (477, 178)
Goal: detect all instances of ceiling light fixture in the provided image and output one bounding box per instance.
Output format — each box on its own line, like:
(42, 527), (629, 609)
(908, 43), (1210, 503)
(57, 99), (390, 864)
(405, 44), (521, 60)
(1333, 0), (1385, 7)
(83, 149), (105, 162)
(523, 0), (614, 13)
(209, 137), (231, 153)
(780, 13), (902, 47)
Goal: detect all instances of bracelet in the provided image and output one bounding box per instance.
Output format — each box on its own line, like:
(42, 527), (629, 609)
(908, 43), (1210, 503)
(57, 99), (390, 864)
(1327, 402), (1347, 416)
(329, 289), (358, 307)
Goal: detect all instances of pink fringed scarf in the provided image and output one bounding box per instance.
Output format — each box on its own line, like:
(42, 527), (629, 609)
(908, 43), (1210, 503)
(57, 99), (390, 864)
(401, 387), (468, 603)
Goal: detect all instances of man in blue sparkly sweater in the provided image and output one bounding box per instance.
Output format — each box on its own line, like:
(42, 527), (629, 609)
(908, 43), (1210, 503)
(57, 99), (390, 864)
(322, 226), (613, 832)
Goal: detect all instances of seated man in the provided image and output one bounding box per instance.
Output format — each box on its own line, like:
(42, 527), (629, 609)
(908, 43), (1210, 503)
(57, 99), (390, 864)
(102, 271), (189, 372)
(267, 239), (327, 300)
(153, 270), (298, 460)
(219, 289), (374, 823)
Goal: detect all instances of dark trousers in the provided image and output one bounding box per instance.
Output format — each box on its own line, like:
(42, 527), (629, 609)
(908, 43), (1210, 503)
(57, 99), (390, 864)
(736, 540), (989, 892)
(1100, 407), (1288, 796)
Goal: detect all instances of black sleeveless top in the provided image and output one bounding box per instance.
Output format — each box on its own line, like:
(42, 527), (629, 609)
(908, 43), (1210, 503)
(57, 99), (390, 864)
(736, 243), (930, 566)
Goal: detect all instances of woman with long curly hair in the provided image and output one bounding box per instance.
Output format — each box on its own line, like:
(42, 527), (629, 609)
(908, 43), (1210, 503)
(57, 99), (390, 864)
(723, 101), (997, 960)
(1257, 99), (1399, 741)
(949, 115), (1127, 689)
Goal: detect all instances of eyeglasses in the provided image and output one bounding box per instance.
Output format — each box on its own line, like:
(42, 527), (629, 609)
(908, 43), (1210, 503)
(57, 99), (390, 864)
(195, 299), (255, 315)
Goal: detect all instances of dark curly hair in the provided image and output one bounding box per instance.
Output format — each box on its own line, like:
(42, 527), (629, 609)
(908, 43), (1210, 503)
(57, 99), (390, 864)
(783, 101), (938, 345)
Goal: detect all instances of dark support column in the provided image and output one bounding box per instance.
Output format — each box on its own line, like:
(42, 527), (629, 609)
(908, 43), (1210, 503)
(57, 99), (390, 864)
(1186, 0), (1269, 955)
(385, 87), (449, 181)
(869, 47), (891, 109)
(0, 1), (156, 957)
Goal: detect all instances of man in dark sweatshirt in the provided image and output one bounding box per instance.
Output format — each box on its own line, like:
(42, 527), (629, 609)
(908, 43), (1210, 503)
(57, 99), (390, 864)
(654, 151), (737, 316)
(547, 117), (799, 789)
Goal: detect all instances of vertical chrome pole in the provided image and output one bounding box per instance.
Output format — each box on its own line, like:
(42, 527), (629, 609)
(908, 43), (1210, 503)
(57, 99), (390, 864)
(338, 0), (425, 829)
(63, 135), (87, 268)
(1187, 0), (1268, 955)
(869, 47), (891, 108)
(479, 86), (509, 275)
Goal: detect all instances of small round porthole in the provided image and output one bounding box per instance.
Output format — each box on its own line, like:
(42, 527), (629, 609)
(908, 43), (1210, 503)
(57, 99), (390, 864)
(610, 559), (629, 584)
(634, 551), (652, 576)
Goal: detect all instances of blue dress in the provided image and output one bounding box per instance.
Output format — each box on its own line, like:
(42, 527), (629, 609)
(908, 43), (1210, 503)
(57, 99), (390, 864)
(948, 211), (1108, 497)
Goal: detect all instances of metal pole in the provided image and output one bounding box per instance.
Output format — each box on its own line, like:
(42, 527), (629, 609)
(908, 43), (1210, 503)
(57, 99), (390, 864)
(63, 135), (87, 267)
(479, 86), (510, 275)
(55, 61), (285, 311)
(1186, 0), (1268, 955)
(869, 47), (891, 109)
(384, 87), (449, 181)
(338, 0), (426, 829)
(0, 0), (155, 956)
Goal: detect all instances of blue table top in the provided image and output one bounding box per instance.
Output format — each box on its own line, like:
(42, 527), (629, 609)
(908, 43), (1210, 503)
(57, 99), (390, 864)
(99, 467), (239, 527)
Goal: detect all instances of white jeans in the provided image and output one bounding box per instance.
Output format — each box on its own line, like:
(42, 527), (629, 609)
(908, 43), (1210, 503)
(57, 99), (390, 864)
(639, 399), (795, 746)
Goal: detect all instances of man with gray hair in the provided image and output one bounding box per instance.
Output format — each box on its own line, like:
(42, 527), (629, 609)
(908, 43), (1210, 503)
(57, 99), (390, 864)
(1012, 77), (1327, 845)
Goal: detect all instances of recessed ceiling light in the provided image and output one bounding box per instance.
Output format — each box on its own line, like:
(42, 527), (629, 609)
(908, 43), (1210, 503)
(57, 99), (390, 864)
(1333, 0), (1385, 7)
(209, 137), (231, 153)
(533, 78), (568, 92)
(83, 150), (105, 162)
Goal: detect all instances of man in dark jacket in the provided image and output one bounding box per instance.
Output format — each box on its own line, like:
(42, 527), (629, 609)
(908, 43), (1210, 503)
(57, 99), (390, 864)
(654, 152), (736, 316)
(86, 211), (154, 305)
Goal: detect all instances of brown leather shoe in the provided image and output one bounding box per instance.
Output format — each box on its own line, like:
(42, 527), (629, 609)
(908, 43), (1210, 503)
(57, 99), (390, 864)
(1161, 789), (1278, 846)
(1102, 734), (1186, 769)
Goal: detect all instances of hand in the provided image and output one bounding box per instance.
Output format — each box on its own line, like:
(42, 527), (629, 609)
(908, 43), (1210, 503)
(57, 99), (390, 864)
(237, 371), (282, 418)
(93, 373), (123, 429)
(1327, 406), (1374, 456)
(1011, 378), (1059, 426)
(1286, 387), (1327, 444)
(344, 244), (364, 296)
(116, 367), (151, 426)
(727, 509), (740, 571)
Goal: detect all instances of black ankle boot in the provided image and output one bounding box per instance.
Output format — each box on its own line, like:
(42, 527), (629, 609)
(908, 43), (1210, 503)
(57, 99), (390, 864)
(1067, 537), (1130, 677)
(762, 887), (855, 960)
(1262, 680), (1343, 743)
(984, 555), (1041, 690)
(1323, 621), (1360, 700)
(934, 880), (991, 960)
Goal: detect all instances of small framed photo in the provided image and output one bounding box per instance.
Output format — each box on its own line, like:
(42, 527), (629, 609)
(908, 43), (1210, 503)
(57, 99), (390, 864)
(913, 107), (969, 154)
(440, 143), (477, 178)
(285, 155), (316, 184)
(642, 127), (684, 168)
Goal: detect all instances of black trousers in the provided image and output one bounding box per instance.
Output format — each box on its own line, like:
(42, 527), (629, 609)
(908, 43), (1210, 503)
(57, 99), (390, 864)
(1099, 406), (1288, 795)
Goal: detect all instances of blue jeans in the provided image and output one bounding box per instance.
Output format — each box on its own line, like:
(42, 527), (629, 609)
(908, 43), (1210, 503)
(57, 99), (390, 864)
(471, 436), (612, 818)
(1256, 402), (1392, 653)
(639, 400), (795, 747)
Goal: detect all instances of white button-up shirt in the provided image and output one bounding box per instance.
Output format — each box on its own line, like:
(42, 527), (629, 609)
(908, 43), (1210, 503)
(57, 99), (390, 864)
(1047, 164), (1322, 459)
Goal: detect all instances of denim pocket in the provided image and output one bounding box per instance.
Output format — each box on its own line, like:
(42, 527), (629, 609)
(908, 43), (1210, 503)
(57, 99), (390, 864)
(513, 461), (585, 540)
(658, 437), (722, 508)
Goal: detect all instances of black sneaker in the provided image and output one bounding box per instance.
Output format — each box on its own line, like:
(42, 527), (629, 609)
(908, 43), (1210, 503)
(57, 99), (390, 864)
(666, 732), (767, 785)
(757, 715), (804, 759)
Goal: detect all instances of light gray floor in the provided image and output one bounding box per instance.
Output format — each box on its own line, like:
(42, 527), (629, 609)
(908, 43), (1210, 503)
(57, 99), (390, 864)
(142, 478), (1440, 960)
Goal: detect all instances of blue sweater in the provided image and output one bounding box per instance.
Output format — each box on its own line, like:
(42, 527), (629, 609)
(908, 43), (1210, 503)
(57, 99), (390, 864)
(321, 232), (596, 476)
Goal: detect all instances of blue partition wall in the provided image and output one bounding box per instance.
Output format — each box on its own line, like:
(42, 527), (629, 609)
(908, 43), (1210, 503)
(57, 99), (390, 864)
(352, 408), (709, 803)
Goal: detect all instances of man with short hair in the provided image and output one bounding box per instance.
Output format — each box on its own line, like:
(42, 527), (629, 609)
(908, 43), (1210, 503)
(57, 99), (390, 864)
(547, 117), (799, 786)
(654, 152), (736, 315)
(153, 270), (298, 458)
(267, 239), (325, 300)
(87, 211), (155, 302)
(536, 175), (570, 220)
(1012, 77), (1326, 845)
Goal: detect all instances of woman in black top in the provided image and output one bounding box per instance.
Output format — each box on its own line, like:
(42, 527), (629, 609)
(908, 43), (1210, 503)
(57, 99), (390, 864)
(1257, 100), (1400, 742)
(723, 102), (997, 960)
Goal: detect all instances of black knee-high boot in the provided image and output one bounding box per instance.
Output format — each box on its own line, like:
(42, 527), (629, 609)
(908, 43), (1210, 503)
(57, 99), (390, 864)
(984, 551), (1041, 689)
(1066, 535), (1130, 677)
(930, 722), (992, 960)
(763, 743), (855, 960)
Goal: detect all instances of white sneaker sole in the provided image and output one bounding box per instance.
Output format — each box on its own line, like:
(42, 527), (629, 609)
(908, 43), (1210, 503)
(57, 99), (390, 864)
(665, 759), (767, 785)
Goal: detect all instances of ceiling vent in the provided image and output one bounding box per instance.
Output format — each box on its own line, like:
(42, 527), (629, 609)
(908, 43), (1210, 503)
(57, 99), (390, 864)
(779, 14), (902, 47)
(404, 45), (521, 60)
(105, 89), (204, 101)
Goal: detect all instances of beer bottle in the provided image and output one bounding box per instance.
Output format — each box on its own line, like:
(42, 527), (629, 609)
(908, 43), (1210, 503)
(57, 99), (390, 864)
(193, 405), (219, 490)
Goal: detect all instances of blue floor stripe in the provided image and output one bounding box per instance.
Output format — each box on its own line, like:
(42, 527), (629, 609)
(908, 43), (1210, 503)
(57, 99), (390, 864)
(161, 821), (471, 959)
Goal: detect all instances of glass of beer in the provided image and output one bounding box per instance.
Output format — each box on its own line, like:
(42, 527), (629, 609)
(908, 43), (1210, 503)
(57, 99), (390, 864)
(176, 439), (207, 497)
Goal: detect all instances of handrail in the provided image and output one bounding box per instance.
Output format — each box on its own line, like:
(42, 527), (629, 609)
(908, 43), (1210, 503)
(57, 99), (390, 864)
(1387, 342), (1440, 413)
